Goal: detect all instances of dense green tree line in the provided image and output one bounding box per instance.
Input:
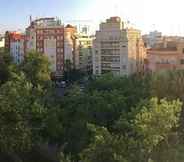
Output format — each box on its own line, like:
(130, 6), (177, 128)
(0, 49), (184, 162)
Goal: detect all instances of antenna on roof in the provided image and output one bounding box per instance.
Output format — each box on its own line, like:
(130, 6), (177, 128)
(29, 15), (32, 24)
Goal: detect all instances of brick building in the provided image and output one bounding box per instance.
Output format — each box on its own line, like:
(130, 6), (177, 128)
(5, 31), (26, 64)
(26, 17), (65, 76)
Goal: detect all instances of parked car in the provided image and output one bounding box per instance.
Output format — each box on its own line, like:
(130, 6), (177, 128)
(56, 81), (66, 88)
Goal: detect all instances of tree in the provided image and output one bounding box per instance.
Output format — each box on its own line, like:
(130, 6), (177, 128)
(60, 85), (128, 160)
(20, 51), (51, 87)
(59, 74), (151, 160)
(59, 152), (72, 162)
(87, 73), (150, 109)
(150, 70), (184, 143)
(0, 50), (13, 86)
(0, 73), (46, 154)
(81, 124), (127, 162)
(63, 59), (85, 83)
(134, 98), (182, 162)
(0, 62), (10, 85)
(150, 70), (184, 100)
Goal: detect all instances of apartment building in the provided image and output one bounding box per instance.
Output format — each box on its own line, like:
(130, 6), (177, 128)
(147, 40), (184, 72)
(93, 17), (146, 76)
(143, 31), (163, 48)
(26, 17), (80, 76)
(64, 24), (79, 70)
(78, 33), (93, 73)
(5, 31), (25, 64)
(0, 35), (4, 48)
(26, 17), (65, 76)
(5, 31), (11, 50)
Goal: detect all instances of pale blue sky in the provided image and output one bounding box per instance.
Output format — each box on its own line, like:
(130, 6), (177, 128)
(1, 0), (184, 35)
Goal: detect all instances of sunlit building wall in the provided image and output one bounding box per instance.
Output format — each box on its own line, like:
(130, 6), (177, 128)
(78, 33), (93, 73)
(64, 25), (80, 70)
(0, 36), (5, 48)
(147, 40), (184, 72)
(93, 17), (146, 76)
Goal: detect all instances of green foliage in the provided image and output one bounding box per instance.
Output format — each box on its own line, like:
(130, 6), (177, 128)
(88, 73), (150, 108)
(150, 70), (184, 100)
(41, 107), (63, 144)
(151, 133), (184, 162)
(0, 50), (13, 85)
(59, 152), (72, 162)
(63, 59), (84, 82)
(60, 85), (128, 158)
(81, 124), (127, 162)
(0, 50), (61, 161)
(0, 73), (46, 153)
(1, 53), (184, 162)
(134, 98), (182, 161)
(60, 72), (184, 161)
(20, 51), (51, 87)
(149, 70), (184, 143)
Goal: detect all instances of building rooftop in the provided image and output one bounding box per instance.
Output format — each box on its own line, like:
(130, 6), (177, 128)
(34, 17), (55, 22)
(6, 32), (25, 41)
(106, 17), (121, 23)
(65, 24), (75, 28)
(148, 47), (177, 51)
(30, 17), (62, 28)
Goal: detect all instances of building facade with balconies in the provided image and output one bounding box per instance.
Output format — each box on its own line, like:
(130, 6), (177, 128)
(26, 17), (65, 77)
(78, 33), (93, 74)
(5, 31), (25, 64)
(93, 17), (146, 76)
(64, 24), (79, 70)
(147, 40), (184, 72)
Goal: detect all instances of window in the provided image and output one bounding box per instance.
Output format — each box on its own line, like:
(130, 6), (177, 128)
(109, 36), (113, 40)
(181, 59), (184, 64)
(122, 65), (127, 69)
(57, 41), (63, 46)
(57, 48), (63, 53)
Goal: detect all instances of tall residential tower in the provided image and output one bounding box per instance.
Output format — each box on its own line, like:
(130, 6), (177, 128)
(93, 17), (146, 76)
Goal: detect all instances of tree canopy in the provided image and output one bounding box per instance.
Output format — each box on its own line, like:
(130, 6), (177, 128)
(1, 50), (184, 162)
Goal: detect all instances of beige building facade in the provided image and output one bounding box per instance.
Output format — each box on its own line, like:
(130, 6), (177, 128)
(93, 17), (146, 76)
(147, 40), (184, 72)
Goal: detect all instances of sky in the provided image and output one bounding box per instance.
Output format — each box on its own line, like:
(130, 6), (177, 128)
(0, 0), (184, 35)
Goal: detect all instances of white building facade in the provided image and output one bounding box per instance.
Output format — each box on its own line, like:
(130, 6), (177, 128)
(0, 36), (5, 48)
(10, 40), (25, 64)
